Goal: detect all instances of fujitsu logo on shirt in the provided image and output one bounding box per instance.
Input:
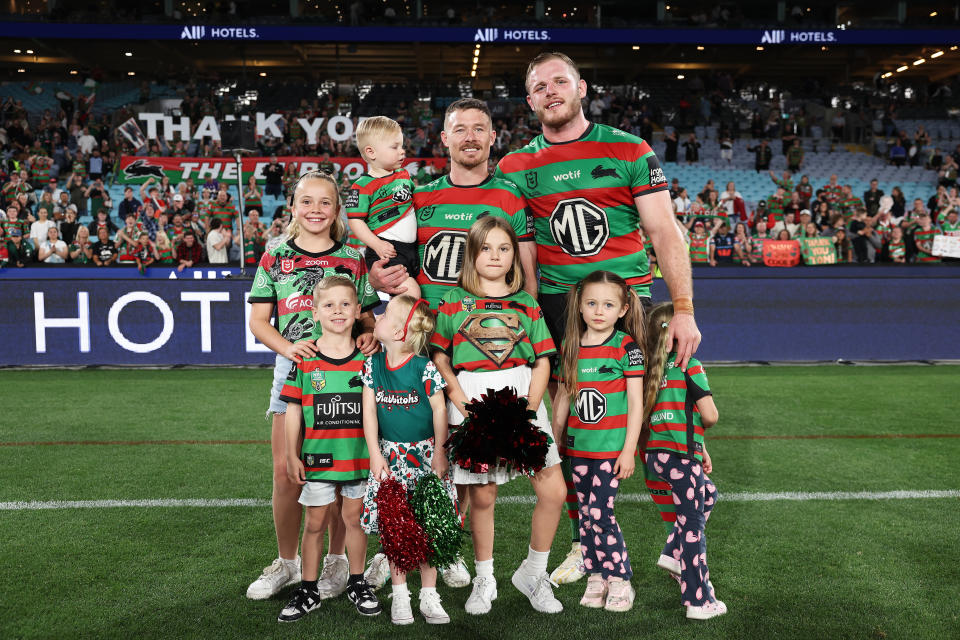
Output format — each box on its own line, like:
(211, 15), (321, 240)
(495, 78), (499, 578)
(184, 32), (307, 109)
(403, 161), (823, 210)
(314, 394), (361, 419)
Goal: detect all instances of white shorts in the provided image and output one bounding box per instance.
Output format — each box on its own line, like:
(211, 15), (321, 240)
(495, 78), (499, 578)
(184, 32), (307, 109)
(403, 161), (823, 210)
(268, 353), (296, 416)
(447, 365), (561, 486)
(298, 479), (367, 507)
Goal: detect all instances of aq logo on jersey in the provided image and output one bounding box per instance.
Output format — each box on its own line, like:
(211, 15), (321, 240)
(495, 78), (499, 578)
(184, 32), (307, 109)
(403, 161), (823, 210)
(575, 388), (606, 424)
(549, 197), (609, 257)
(422, 230), (467, 283)
(458, 311), (527, 366)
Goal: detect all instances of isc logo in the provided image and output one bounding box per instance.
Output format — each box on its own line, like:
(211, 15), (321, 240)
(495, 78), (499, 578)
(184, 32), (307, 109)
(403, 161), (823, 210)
(575, 388), (606, 424)
(423, 230), (467, 283)
(549, 197), (609, 257)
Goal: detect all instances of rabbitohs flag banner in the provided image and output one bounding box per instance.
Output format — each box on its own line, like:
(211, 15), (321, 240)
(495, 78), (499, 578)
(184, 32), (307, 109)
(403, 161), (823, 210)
(117, 156), (448, 186)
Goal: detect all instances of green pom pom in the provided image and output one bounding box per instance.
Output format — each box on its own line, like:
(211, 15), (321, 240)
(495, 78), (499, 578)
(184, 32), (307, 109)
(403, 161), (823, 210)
(410, 474), (463, 569)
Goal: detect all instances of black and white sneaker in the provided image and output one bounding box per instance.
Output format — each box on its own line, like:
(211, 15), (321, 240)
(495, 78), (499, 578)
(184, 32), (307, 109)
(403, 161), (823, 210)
(346, 579), (382, 616)
(277, 585), (321, 623)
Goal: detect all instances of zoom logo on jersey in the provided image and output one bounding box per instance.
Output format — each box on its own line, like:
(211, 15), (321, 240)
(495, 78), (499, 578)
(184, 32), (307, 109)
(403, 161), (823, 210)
(422, 230), (467, 283)
(549, 198), (609, 257)
(575, 388), (606, 424)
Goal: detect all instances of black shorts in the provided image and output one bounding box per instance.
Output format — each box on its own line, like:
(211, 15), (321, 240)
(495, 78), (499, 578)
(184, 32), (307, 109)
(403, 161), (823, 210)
(363, 237), (420, 278)
(539, 289), (653, 352)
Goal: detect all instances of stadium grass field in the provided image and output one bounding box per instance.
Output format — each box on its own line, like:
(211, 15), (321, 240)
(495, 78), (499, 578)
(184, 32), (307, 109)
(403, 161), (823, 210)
(1, 366), (958, 639)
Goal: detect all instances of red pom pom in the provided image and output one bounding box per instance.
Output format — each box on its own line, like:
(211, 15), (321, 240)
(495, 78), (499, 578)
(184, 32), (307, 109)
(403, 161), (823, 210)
(375, 477), (430, 573)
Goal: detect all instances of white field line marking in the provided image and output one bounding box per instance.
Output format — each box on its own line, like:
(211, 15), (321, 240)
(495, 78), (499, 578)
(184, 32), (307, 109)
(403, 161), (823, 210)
(1, 490), (958, 511)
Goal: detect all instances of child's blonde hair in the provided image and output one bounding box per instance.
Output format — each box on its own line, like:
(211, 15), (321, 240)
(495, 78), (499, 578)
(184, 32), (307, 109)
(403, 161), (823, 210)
(356, 116), (402, 161)
(392, 295), (436, 356)
(288, 171), (346, 243)
(155, 231), (170, 249)
(560, 271), (646, 399)
(312, 274), (358, 304)
(458, 216), (524, 296)
(641, 302), (675, 428)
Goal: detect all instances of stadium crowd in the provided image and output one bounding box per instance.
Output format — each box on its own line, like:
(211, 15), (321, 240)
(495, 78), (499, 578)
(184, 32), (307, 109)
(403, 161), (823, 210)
(1, 78), (957, 269)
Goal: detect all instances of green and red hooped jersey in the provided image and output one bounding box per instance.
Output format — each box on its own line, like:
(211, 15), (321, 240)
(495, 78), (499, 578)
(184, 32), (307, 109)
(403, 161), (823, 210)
(412, 175), (533, 309)
(645, 354), (711, 462)
(430, 287), (555, 373)
(821, 184), (843, 203)
(914, 228), (940, 263)
(207, 202), (238, 230)
(248, 239), (380, 342)
(689, 235), (709, 263)
(558, 330), (645, 459)
(888, 239), (906, 261)
(941, 219), (960, 237)
(279, 349), (369, 482)
(496, 123), (668, 298)
(345, 170), (415, 237)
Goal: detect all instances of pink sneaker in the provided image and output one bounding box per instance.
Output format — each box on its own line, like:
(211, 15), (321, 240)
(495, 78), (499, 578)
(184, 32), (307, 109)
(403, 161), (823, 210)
(603, 579), (635, 612)
(686, 599), (727, 620)
(579, 574), (607, 608)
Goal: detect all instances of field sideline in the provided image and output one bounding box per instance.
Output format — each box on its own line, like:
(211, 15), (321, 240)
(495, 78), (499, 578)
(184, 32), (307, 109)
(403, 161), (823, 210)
(1, 366), (958, 639)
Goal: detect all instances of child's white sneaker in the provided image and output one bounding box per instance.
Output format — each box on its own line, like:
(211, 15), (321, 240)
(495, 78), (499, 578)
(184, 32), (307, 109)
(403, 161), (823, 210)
(657, 553), (681, 576)
(686, 599), (728, 620)
(419, 590), (450, 624)
(464, 576), (497, 615)
(511, 560), (563, 614)
(390, 591), (414, 625)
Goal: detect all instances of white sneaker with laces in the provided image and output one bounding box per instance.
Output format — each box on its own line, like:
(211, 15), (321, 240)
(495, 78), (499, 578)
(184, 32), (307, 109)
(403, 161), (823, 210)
(363, 552), (391, 591)
(687, 599), (728, 620)
(316, 555), (349, 599)
(511, 561), (563, 614)
(390, 591), (414, 625)
(247, 557), (300, 600)
(419, 590), (450, 624)
(549, 542), (586, 584)
(439, 557), (471, 588)
(464, 576), (497, 615)
(657, 553), (681, 576)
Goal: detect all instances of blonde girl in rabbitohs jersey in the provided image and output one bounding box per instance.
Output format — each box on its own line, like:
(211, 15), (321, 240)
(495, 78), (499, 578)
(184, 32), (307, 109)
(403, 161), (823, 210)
(552, 270), (647, 613)
(246, 171), (380, 604)
(641, 302), (726, 621)
(430, 216), (566, 616)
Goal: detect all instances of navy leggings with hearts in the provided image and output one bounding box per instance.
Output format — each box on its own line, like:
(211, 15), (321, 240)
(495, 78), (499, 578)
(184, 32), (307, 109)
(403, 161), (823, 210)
(570, 457), (633, 581)
(645, 450), (718, 606)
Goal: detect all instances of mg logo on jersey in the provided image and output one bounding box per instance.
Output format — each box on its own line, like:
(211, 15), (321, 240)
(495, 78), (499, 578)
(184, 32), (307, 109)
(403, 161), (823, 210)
(549, 198), (609, 257)
(423, 231), (467, 283)
(575, 388), (606, 424)
(760, 29), (785, 44)
(392, 185), (412, 202)
(474, 28), (499, 42)
(180, 25), (206, 39)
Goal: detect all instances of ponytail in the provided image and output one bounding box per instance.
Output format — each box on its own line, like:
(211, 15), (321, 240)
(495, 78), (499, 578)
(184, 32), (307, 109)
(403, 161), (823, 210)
(641, 303), (675, 429)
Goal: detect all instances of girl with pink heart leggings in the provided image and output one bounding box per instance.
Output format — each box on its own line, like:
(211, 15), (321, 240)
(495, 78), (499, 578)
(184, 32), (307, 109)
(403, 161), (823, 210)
(640, 302), (727, 620)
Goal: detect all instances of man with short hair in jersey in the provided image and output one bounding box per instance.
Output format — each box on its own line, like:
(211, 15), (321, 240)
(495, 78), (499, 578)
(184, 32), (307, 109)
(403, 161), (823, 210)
(495, 51), (701, 369)
(369, 98), (536, 309)
(495, 52), (702, 586)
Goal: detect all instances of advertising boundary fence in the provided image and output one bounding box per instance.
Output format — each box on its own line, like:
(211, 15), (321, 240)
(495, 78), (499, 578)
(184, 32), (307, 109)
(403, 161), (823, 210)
(2, 266), (958, 365)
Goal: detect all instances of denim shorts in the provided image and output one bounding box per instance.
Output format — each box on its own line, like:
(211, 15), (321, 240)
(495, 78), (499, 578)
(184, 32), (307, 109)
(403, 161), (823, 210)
(268, 353), (296, 416)
(298, 479), (367, 507)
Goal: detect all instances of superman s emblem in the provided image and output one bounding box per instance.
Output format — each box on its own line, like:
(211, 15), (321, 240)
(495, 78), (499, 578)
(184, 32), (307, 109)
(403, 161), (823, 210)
(458, 312), (526, 366)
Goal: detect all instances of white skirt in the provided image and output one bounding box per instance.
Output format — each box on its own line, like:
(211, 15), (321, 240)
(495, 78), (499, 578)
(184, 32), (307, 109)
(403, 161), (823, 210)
(446, 366), (561, 486)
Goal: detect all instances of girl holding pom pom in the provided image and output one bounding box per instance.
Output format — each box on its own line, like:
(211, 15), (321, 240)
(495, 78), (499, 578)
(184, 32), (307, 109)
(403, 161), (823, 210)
(641, 302), (725, 621)
(430, 216), (566, 616)
(552, 271), (646, 612)
(360, 294), (457, 625)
